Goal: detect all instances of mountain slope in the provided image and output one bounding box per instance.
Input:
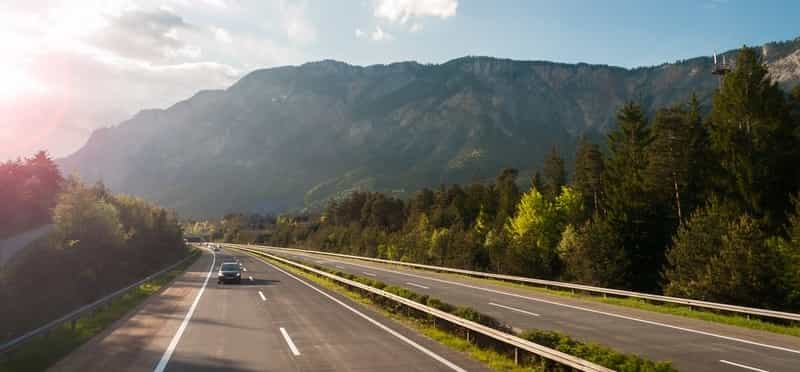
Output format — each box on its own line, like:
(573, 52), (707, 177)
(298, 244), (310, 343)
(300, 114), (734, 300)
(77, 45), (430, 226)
(59, 38), (800, 218)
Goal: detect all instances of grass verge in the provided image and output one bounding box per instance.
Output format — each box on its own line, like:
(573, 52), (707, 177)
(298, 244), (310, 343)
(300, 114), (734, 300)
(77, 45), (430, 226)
(244, 249), (675, 372)
(0, 250), (200, 372)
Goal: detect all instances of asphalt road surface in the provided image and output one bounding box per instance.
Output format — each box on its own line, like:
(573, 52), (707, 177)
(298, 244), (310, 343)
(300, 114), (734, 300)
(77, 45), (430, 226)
(257, 246), (800, 372)
(48, 248), (489, 372)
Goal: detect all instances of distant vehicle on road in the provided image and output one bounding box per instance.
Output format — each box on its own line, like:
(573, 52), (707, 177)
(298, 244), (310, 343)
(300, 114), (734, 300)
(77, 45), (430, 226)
(218, 262), (242, 284)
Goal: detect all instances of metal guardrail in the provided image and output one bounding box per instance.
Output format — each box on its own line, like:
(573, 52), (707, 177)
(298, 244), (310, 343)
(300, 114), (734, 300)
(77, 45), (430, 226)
(0, 250), (199, 355)
(239, 244), (800, 323)
(233, 246), (614, 372)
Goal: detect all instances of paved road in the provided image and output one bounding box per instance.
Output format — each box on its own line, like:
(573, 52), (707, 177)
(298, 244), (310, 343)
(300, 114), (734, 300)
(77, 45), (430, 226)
(49, 248), (488, 372)
(259, 247), (800, 372)
(0, 224), (53, 266)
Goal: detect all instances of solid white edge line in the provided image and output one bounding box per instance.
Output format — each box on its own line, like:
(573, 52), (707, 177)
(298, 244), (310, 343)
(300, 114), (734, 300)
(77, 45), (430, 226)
(362, 271), (376, 277)
(258, 291), (267, 301)
(280, 327), (301, 356)
(153, 249), (215, 372)
(335, 265), (345, 270)
(405, 282), (430, 290)
(290, 252), (800, 356)
(488, 302), (540, 317)
(265, 259), (467, 372)
(719, 360), (769, 372)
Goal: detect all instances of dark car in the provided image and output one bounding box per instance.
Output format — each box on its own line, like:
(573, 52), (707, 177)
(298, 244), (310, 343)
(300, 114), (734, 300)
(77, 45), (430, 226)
(218, 262), (242, 284)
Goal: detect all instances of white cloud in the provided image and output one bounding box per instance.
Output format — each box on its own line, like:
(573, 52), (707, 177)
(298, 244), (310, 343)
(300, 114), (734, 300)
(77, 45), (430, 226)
(214, 27), (232, 43)
(374, 0), (458, 24)
(0, 0), (307, 160)
(370, 26), (393, 41)
(409, 23), (423, 32)
(91, 8), (195, 62)
(281, 0), (317, 44)
(355, 28), (366, 38)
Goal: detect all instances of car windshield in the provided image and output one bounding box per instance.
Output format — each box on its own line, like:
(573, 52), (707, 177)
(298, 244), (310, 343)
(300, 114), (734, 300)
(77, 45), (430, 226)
(221, 263), (239, 271)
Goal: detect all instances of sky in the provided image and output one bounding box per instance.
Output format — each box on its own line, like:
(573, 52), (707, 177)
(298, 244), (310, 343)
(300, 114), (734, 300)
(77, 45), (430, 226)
(1, 0), (798, 160)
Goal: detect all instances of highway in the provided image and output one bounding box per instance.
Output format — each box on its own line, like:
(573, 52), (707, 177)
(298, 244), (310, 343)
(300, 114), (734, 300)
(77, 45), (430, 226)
(258, 246), (800, 372)
(48, 248), (489, 372)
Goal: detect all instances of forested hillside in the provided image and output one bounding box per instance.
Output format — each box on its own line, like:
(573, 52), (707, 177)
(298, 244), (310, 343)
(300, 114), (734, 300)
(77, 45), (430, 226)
(254, 47), (800, 309)
(60, 39), (800, 218)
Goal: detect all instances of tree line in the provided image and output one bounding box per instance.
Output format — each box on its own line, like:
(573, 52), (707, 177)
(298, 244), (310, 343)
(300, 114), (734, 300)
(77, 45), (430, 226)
(253, 47), (800, 311)
(0, 160), (187, 340)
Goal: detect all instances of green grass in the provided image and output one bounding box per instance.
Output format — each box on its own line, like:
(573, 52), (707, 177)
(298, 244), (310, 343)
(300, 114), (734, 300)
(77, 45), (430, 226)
(0, 251), (200, 372)
(263, 256), (535, 372)
(341, 257), (800, 338)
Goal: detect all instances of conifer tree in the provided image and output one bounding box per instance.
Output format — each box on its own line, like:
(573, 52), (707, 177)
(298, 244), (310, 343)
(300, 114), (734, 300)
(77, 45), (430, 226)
(709, 46), (799, 226)
(573, 136), (604, 217)
(542, 145), (566, 200)
(604, 102), (672, 290)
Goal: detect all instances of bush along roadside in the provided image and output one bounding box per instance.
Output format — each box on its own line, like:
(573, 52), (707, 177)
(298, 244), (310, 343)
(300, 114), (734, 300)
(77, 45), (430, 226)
(260, 252), (676, 372)
(0, 249), (200, 372)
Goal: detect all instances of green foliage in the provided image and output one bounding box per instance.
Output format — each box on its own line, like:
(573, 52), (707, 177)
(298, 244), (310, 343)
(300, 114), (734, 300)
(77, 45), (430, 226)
(53, 178), (126, 253)
(573, 136), (604, 217)
(0, 177), (186, 341)
(0, 253), (197, 372)
(604, 102), (667, 291)
(0, 151), (63, 237)
(709, 46), (799, 224)
(559, 217), (629, 288)
(519, 330), (676, 372)
(665, 198), (789, 308)
(542, 146), (566, 200)
(503, 186), (582, 277)
(252, 49), (800, 311)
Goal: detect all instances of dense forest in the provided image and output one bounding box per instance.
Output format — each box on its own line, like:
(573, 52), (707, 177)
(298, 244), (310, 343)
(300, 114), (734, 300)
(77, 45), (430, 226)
(0, 156), (187, 341)
(235, 47), (800, 311)
(0, 151), (63, 237)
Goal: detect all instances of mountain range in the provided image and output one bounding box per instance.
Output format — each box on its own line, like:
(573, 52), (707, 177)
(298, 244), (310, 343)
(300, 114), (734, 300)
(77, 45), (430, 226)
(59, 38), (800, 218)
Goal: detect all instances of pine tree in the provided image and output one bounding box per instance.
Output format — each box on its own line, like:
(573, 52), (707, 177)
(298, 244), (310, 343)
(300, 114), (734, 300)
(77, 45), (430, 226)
(573, 136), (604, 217)
(646, 104), (694, 225)
(663, 197), (736, 299)
(558, 216), (629, 287)
(604, 102), (662, 290)
(531, 171), (545, 193)
(709, 46), (799, 226)
(494, 168), (520, 228)
(542, 145), (566, 200)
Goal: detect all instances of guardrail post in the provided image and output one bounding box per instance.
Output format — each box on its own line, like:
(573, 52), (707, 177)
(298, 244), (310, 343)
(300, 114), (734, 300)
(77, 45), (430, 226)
(514, 347), (518, 365)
